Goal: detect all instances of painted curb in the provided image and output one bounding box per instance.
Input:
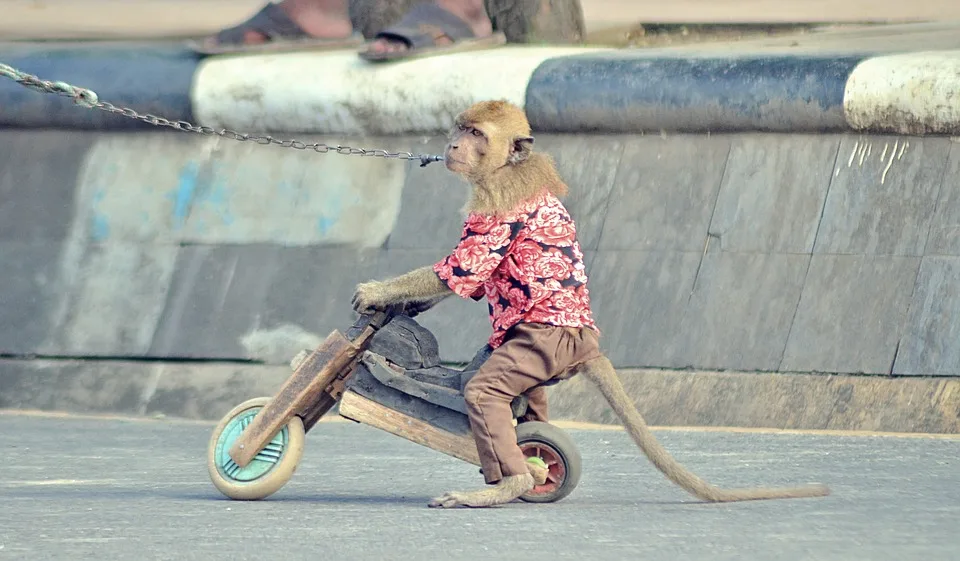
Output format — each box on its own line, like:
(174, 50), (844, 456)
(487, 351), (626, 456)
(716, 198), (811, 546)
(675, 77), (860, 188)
(2, 43), (959, 134)
(191, 46), (606, 135)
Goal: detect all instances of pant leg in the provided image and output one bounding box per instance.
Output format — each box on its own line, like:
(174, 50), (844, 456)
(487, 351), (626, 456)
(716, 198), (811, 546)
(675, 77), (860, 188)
(464, 324), (561, 484)
(518, 386), (548, 423)
(464, 322), (602, 484)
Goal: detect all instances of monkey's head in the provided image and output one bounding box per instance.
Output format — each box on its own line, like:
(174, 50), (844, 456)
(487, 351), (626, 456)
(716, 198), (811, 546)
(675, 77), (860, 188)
(444, 100), (534, 180)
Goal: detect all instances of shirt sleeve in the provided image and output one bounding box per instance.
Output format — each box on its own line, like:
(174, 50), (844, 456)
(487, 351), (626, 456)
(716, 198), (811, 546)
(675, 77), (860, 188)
(433, 213), (524, 301)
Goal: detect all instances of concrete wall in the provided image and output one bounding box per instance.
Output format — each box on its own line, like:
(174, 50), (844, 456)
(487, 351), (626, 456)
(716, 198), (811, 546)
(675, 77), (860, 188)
(2, 43), (959, 432)
(1, 128), (958, 431)
(2, 128), (959, 375)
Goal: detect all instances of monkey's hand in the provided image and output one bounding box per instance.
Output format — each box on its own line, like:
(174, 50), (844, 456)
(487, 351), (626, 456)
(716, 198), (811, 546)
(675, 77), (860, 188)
(352, 280), (393, 314)
(352, 267), (453, 315)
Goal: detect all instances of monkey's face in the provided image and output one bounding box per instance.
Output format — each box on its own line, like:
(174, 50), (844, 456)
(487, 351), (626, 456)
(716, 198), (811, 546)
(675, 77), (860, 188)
(445, 119), (534, 180)
(444, 120), (495, 177)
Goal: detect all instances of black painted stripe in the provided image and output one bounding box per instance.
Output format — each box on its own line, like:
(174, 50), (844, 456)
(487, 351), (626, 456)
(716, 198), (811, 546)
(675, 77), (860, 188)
(525, 52), (869, 133)
(0, 43), (201, 129)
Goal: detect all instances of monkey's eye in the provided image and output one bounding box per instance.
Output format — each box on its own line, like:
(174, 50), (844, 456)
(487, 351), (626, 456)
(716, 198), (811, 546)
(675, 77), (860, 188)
(457, 123), (467, 131)
(471, 129), (483, 137)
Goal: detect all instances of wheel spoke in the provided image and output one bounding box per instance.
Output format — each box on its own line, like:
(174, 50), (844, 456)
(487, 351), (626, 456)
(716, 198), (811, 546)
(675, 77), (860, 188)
(217, 408), (286, 481)
(258, 451), (282, 460)
(223, 459), (241, 477)
(256, 450), (282, 459)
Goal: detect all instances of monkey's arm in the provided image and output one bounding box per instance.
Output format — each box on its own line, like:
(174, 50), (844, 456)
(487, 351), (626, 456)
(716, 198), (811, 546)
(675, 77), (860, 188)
(353, 213), (523, 313)
(403, 291), (453, 316)
(352, 266), (452, 313)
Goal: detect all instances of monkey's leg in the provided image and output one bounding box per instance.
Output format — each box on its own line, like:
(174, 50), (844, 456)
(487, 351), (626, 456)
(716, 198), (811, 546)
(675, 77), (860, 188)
(430, 385), (539, 508)
(580, 356), (830, 502)
(477, 452), (549, 485)
(517, 385), (548, 423)
(430, 328), (557, 508)
(517, 385), (549, 485)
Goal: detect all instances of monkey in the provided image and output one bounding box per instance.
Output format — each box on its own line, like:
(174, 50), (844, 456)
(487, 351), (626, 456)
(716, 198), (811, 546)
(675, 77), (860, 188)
(351, 99), (830, 508)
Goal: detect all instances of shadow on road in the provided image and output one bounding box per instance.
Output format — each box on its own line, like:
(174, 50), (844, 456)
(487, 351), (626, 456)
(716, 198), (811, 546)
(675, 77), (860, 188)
(2, 485), (712, 508)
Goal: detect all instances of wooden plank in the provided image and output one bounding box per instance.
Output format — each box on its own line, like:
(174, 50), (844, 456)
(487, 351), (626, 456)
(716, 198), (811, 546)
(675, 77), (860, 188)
(229, 329), (358, 467)
(338, 390), (482, 466)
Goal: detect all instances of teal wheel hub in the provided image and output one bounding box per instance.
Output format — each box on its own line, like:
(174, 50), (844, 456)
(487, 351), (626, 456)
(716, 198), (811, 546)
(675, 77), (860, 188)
(214, 407), (289, 482)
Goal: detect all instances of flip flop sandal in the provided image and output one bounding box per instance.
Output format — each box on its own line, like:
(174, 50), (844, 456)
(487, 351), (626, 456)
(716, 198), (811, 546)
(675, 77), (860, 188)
(358, 2), (506, 63)
(186, 2), (365, 56)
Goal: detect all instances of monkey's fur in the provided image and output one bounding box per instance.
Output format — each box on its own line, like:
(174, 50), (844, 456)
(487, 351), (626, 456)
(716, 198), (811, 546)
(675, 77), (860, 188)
(352, 100), (830, 508)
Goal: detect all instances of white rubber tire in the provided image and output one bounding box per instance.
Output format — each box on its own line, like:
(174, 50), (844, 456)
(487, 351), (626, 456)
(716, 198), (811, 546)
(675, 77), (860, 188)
(206, 397), (305, 500)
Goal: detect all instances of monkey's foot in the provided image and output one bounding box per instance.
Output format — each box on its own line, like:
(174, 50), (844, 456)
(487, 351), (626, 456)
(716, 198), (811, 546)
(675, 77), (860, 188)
(478, 461), (548, 485)
(528, 462), (549, 486)
(428, 474), (535, 508)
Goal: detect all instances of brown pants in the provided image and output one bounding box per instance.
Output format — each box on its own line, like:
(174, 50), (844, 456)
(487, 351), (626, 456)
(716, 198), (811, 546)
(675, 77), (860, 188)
(518, 386), (548, 424)
(464, 322), (602, 484)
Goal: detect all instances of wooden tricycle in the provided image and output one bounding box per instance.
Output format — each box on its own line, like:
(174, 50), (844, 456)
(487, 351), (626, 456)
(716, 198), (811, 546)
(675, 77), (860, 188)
(206, 302), (582, 503)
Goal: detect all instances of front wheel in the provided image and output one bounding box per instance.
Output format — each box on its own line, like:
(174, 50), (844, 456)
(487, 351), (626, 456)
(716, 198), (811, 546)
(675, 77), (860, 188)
(206, 397), (305, 500)
(516, 421), (582, 503)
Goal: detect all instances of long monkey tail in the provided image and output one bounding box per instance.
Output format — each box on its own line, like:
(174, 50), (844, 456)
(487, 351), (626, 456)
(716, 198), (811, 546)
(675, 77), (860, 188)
(580, 356), (830, 503)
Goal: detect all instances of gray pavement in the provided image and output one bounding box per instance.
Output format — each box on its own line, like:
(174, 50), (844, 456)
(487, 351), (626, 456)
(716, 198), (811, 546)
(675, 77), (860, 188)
(1, 412), (958, 560)
(629, 21), (960, 56)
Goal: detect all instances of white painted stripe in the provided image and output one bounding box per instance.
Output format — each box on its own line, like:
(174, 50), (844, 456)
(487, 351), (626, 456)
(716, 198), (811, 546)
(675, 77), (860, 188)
(843, 51), (960, 135)
(191, 46), (609, 135)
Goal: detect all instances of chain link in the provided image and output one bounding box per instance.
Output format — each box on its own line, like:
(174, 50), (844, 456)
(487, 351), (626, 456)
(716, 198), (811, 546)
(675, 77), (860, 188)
(0, 62), (445, 167)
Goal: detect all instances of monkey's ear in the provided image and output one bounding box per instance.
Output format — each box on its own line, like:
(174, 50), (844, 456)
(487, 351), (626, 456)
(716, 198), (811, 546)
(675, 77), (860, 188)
(509, 136), (535, 164)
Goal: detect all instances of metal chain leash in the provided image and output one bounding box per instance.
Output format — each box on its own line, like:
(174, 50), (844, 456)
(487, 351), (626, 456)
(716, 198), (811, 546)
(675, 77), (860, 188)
(0, 62), (445, 167)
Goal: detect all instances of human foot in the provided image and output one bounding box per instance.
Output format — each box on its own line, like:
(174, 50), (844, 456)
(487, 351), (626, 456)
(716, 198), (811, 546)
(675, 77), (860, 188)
(191, 0), (363, 55)
(428, 473), (535, 508)
(359, 1), (505, 63)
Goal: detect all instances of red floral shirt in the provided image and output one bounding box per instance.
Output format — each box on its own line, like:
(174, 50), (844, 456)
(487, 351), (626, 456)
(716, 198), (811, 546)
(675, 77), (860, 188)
(433, 189), (597, 349)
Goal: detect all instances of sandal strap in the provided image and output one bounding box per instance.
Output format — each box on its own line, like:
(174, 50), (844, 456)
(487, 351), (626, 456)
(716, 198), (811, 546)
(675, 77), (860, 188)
(214, 3), (309, 44)
(372, 2), (477, 50)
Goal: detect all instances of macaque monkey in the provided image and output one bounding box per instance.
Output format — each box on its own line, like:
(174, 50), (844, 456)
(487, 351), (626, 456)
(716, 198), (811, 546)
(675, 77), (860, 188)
(352, 100), (830, 508)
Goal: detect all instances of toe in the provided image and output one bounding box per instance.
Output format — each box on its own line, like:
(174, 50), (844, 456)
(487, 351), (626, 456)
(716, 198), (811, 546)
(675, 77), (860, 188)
(368, 38), (408, 54)
(428, 492), (454, 508)
(440, 493), (467, 508)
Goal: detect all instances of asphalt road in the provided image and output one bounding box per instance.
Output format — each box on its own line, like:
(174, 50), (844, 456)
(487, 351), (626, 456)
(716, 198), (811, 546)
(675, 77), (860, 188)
(1, 412), (958, 561)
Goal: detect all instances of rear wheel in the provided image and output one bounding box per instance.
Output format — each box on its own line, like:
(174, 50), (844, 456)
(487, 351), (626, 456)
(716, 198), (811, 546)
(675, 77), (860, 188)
(206, 397), (305, 500)
(516, 421), (582, 503)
